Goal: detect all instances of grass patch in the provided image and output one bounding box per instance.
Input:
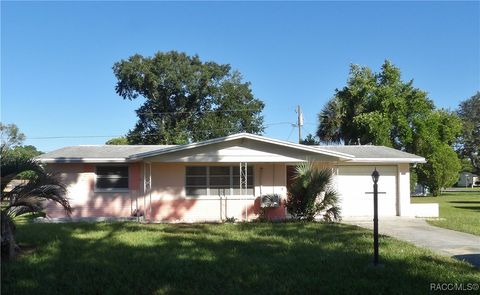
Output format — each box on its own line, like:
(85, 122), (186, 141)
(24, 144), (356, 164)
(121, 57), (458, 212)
(2, 222), (479, 294)
(412, 191), (480, 236)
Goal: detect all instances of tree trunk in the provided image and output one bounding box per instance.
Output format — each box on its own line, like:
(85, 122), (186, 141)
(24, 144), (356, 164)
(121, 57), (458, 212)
(1, 213), (17, 260)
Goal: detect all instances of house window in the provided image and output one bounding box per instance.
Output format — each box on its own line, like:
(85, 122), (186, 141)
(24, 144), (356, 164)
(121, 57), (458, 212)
(185, 166), (254, 196)
(185, 166), (207, 196)
(209, 166), (231, 196)
(96, 166), (129, 191)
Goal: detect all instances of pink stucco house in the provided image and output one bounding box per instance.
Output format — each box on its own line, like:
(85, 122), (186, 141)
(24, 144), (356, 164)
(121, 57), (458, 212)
(37, 133), (438, 222)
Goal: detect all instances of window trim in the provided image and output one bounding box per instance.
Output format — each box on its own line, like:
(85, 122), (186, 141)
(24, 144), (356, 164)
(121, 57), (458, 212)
(94, 164), (130, 193)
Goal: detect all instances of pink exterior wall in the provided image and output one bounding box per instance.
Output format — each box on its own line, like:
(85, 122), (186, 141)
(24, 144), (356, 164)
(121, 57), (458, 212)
(45, 163), (141, 219)
(145, 163), (287, 222)
(45, 162), (288, 222)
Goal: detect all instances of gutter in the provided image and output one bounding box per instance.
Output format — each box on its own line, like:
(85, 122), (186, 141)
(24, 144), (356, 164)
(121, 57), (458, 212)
(345, 157), (427, 164)
(36, 157), (129, 164)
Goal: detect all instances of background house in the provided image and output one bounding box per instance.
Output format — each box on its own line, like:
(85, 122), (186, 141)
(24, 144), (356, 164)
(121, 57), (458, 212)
(457, 172), (479, 187)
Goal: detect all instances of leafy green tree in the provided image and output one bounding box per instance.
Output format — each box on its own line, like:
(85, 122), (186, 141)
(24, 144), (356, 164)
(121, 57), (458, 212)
(113, 51), (265, 144)
(0, 123), (26, 153)
(301, 134), (320, 145)
(10, 145), (42, 160)
(286, 162), (340, 221)
(106, 137), (129, 145)
(460, 158), (474, 173)
(1, 123), (44, 179)
(456, 92), (480, 174)
(416, 144), (461, 195)
(316, 61), (462, 196)
(9, 145), (43, 179)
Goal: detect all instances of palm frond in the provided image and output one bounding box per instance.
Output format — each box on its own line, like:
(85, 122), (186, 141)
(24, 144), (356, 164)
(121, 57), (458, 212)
(1, 157), (46, 195)
(1, 157), (71, 216)
(287, 162), (341, 221)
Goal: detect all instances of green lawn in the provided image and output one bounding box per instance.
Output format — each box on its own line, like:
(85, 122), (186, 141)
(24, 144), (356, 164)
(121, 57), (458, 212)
(2, 222), (479, 294)
(411, 191), (480, 236)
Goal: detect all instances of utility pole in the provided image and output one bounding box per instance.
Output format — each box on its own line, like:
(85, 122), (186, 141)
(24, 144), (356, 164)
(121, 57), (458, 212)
(296, 105), (303, 143)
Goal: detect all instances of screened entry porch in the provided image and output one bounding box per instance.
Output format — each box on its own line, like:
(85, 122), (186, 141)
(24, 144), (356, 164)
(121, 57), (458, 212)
(140, 162), (288, 222)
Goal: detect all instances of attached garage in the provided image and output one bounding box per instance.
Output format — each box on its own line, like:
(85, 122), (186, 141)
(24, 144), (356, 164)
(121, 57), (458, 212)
(335, 165), (398, 217)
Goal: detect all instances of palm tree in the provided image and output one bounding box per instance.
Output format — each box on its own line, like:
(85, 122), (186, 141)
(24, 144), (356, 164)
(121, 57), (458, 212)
(1, 156), (71, 260)
(316, 97), (344, 144)
(286, 162), (340, 222)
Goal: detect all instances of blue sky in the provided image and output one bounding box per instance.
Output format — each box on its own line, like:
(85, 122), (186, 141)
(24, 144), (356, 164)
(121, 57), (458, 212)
(2, 1), (479, 151)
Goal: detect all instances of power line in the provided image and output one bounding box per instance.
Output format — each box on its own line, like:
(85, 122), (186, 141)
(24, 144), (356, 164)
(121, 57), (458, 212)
(302, 126), (315, 136)
(27, 135), (122, 140)
(26, 121), (296, 140)
(286, 126), (295, 142)
(134, 109), (263, 116)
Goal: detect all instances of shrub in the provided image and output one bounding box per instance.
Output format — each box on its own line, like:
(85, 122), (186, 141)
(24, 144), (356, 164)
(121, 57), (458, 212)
(286, 162), (340, 222)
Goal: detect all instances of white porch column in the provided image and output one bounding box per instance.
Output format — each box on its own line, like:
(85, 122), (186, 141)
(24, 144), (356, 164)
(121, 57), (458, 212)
(143, 162), (152, 221)
(240, 162), (248, 221)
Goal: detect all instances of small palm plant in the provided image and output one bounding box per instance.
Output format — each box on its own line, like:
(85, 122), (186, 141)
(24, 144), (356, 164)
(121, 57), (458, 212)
(286, 162), (340, 222)
(1, 156), (72, 260)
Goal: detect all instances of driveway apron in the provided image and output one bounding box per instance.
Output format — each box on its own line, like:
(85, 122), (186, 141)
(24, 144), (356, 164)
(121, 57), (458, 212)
(343, 217), (480, 269)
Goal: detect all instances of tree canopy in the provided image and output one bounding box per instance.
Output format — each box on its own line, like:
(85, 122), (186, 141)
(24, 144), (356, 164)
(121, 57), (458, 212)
(1, 123), (42, 159)
(316, 61), (462, 195)
(113, 51), (265, 145)
(1, 123), (26, 153)
(456, 92), (480, 174)
(1, 123), (44, 180)
(300, 134), (320, 145)
(106, 137), (129, 145)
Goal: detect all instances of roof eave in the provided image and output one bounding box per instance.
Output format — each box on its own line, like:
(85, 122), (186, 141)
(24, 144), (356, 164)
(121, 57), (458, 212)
(346, 157), (426, 164)
(37, 158), (130, 164)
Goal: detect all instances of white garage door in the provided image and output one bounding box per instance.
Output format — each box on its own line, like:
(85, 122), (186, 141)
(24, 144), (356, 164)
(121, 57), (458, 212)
(336, 165), (398, 217)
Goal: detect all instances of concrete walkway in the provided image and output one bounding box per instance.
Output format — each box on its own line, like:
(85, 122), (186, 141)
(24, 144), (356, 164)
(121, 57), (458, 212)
(342, 217), (480, 269)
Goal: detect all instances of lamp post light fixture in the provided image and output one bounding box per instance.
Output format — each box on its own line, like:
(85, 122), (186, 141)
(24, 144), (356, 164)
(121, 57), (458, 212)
(371, 168), (380, 266)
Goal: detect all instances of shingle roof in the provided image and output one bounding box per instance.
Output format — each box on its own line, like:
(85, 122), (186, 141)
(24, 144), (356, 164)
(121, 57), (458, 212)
(37, 145), (175, 160)
(314, 145), (424, 160)
(36, 134), (425, 163)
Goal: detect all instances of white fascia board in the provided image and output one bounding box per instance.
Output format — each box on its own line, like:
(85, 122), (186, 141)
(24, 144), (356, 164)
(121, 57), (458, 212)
(37, 158), (129, 164)
(239, 133), (355, 159)
(346, 157), (426, 164)
(128, 133), (355, 161)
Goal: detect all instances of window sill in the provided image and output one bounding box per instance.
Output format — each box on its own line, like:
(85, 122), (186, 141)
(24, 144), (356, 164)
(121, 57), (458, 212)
(185, 195), (257, 199)
(94, 189), (130, 193)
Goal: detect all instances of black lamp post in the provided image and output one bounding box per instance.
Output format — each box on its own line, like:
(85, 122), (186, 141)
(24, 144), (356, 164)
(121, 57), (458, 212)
(371, 168), (380, 266)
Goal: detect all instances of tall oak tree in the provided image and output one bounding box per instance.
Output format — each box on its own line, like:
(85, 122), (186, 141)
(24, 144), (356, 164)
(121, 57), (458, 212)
(113, 51), (265, 144)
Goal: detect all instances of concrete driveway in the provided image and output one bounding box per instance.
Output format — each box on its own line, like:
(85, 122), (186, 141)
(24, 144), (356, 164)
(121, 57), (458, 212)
(342, 217), (480, 269)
